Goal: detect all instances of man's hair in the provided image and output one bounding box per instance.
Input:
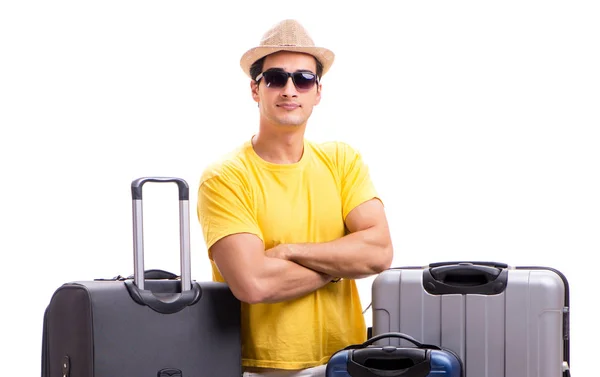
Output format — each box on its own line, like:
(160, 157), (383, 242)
(249, 55), (324, 82)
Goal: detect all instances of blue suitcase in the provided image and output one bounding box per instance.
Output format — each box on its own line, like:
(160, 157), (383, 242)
(326, 332), (462, 377)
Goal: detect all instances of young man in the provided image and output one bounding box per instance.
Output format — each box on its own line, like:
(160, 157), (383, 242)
(197, 19), (393, 377)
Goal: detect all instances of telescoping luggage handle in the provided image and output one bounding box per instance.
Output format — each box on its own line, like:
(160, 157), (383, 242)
(344, 332), (447, 377)
(125, 177), (201, 314)
(131, 177), (191, 291)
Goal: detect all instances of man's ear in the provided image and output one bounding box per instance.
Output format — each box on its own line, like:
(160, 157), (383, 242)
(251, 80), (260, 103)
(314, 83), (322, 105)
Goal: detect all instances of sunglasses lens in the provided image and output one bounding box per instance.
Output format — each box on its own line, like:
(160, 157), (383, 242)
(293, 72), (316, 90)
(261, 71), (317, 90)
(263, 71), (289, 88)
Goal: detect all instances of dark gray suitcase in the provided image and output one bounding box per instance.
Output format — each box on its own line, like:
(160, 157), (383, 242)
(41, 177), (241, 377)
(371, 261), (570, 377)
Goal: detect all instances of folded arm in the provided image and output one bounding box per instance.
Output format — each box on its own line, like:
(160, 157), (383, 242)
(210, 233), (332, 304)
(268, 198), (393, 279)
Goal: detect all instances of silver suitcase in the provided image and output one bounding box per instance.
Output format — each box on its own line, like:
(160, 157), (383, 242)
(371, 261), (570, 377)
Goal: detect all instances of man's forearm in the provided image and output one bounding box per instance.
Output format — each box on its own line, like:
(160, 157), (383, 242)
(253, 256), (332, 304)
(285, 226), (393, 279)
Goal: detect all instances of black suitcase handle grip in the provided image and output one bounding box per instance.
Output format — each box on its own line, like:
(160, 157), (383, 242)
(95, 269), (179, 282)
(99, 268), (200, 314)
(424, 262), (508, 295)
(124, 280), (202, 314)
(128, 269), (179, 280)
(345, 333), (436, 377)
(357, 332), (438, 350)
(429, 261), (508, 269)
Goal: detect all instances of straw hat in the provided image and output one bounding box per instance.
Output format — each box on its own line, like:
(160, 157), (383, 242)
(240, 19), (335, 78)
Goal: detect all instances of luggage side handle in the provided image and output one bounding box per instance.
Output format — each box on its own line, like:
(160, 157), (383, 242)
(125, 177), (201, 314)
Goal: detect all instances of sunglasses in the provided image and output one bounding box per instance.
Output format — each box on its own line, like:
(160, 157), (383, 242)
(256, 69), (319, 91)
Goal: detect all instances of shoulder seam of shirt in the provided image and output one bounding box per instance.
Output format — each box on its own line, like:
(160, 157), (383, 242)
(199, 143), (253, 186)
(200, 165), (247, 190)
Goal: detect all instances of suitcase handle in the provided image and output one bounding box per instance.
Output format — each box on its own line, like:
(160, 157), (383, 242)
(131, 176), (189, 200)
(131, 177), (191, 291)
(95, 269), (179, 281)
(355, 332), (440, 350)
(429, 261), (508, 269)
(345, 333), (438, 377)
(423, 262), (509, 295)
(130, 269), (179, 280)
(125, 177), (200, 314)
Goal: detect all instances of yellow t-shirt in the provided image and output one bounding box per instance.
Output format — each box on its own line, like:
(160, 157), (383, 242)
(197, 138), (379, 370)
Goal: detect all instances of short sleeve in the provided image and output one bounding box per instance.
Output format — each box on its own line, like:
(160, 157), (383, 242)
(338, 143), (380, 220)
(197, 174), (262, 259)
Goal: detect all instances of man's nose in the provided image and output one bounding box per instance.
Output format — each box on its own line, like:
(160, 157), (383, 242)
(281, 77), (298, 97)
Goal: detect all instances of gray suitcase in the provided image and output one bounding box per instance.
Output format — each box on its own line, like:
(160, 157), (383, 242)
(41, 177), (241, 377)
(371, 261), (570, 377)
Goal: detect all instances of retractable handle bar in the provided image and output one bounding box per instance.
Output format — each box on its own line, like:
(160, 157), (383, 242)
(131, 177), (191, 292)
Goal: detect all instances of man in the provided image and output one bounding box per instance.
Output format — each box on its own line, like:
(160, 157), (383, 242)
(197, 19), (393, 377)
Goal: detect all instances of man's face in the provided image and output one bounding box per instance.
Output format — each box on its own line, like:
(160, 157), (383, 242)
(251, 51), (322, 128)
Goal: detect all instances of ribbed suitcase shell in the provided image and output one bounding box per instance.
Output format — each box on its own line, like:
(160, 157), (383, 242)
(371, 263), (569, 377)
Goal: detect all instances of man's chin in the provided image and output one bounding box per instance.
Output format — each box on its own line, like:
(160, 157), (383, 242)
(276, 116), (305, 127)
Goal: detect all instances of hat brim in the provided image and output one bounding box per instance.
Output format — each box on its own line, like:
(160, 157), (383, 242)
(240, 46), (335, 78)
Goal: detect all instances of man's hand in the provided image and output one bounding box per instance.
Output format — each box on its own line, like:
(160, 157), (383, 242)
(265, 243), (291, 260)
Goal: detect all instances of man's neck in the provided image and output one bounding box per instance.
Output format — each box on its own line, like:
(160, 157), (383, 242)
(252, 130), (305, 164)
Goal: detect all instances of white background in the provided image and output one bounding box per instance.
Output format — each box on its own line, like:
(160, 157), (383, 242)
(1, 1), (598, 375)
